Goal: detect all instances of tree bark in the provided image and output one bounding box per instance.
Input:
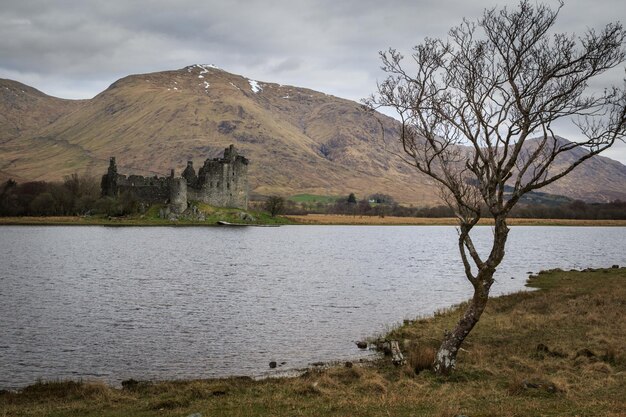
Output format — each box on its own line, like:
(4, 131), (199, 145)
(432, 282), (491, 375)
(390, 340), (406, 366)
(433, 217), (509, 375)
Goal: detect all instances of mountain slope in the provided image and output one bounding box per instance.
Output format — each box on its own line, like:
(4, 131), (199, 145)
(0, 79), (85, 143)
(537, 140), (626, 202)
(0, 79), (87, 182)
(1, 66), (625, 204)
(0, 65), (439, 204)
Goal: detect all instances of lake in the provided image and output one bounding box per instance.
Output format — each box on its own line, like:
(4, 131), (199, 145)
(1, 225), (624, 389)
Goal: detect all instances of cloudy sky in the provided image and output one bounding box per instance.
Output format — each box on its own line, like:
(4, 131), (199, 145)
(2, 0), (625, 162)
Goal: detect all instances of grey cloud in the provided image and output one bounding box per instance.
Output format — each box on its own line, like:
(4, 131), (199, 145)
(268, 57), (303, 74)
(1, 0), (625, 161)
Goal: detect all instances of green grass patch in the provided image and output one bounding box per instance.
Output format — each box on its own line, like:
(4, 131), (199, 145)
(288, 194), (340, 204)
(0, 203), (294, 227)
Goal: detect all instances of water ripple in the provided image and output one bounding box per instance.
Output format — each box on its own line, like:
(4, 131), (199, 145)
(0, 225), (624, 389)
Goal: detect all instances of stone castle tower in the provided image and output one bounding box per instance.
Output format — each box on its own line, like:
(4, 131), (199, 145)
(101, 145), (249, 211)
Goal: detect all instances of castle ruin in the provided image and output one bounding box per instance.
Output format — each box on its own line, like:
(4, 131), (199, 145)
(101, 145), (249, 211)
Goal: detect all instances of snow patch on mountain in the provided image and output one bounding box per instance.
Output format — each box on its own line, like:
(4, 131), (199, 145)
(186, 64), (220, 75)
(248, 79), (262, 94)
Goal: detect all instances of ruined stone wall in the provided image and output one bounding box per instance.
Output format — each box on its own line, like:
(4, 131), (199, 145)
(100, 157), (118, 197)
(229, 157), (248, 209)
(116, 175), (170, 204)
(101, 145), (249, 210)
(169, 177), (187, 213)
(191, 150), (248, 209)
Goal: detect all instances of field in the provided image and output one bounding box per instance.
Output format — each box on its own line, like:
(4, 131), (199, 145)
(288, 194), (341, 204)
(3, 212), (626, 227)
(2, 267), (625, 416)
(287, 213), (626, 226)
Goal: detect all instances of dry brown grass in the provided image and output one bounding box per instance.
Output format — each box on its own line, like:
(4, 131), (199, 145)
(2, 268), (625, 416)
(0, 216), (96, 225)
(286, 213), (626, 226)
(405, 343), (437, 375)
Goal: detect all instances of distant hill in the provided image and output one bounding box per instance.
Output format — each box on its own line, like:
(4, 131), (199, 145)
(1, 66), (625, 204)
(0, 79), (84, 142)
(525, 137), (626, 203)
(0, 79), (85, 182)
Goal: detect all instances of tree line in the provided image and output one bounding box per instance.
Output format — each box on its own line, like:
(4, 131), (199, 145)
(273, 193), (626, 220)
(2, 177), (626, 220)
(0, 175), (140, 217)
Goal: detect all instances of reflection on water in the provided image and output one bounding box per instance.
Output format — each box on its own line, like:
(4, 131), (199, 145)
(0, 225), (624, 388)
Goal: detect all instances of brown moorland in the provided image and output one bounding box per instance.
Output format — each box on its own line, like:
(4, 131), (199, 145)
(286, 214), (626, 226)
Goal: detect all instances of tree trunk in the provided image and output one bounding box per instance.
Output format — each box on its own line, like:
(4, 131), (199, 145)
(432, 282), (491, 375)
(390, 340), (405, 366)
(432, 216), (509, 375)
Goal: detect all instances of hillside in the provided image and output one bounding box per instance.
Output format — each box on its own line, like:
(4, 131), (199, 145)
(1, 66), (625, 204)
(535, 139), (626, 202)
(0, 79), (85, 141)
(0, 79), (85, 182)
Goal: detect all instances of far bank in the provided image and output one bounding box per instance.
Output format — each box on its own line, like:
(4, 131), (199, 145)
(2, 214), (626, 226)
(286, 214), (626, 226)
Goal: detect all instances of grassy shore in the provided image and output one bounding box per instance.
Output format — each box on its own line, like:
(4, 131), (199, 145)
(287, 213), (626, 226)
(2, 267), (625, 416)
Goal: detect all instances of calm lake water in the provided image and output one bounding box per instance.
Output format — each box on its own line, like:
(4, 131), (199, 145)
(1, 225), (625, 389)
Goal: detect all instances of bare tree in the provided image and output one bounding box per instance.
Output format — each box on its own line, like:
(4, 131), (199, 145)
(367, 1), (625, 375)
(265, 195), (285, 217)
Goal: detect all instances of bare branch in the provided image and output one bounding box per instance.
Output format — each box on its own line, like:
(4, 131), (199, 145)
(366, 0), (625, 375)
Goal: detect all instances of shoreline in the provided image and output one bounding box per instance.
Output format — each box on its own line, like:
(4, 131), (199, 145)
(1, 214), (626, 227)
(286, 214), (626, 226)
(0, 215), (291, 227)
(2, 266), (625, 416)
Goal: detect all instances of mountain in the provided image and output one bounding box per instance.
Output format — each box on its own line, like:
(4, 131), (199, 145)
(1, 66), (625, 205)
(0, 79), (85, 182)
(0, 79), (84, 141)
(531, 139), (626, 202)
